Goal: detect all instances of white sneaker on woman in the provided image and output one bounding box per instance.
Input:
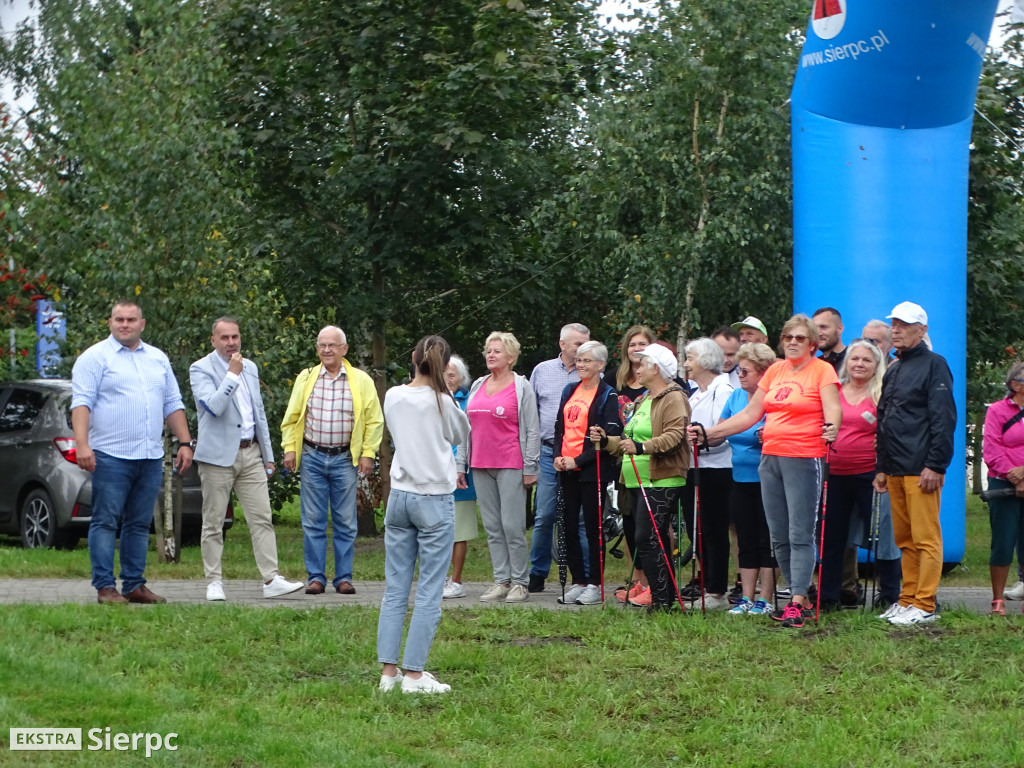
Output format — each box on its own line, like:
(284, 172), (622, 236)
(505, 584), (529, 603)
(558, 584), (586, 604)
(480, 584), (510, 602)
(1005, 581), (1024, 600)
(443, 578), (465, 599)
(575, 584), (602, 605)
(401, 671), (451, 694)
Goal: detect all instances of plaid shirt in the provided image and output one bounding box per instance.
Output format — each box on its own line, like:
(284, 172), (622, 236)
(304, 366), (354, 446)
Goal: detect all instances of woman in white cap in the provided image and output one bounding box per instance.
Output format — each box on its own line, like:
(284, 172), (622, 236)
(591, 344), (691, 611)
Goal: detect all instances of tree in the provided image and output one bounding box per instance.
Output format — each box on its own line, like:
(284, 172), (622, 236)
(556, 0), (807, 352)
(214, 0), (607, 527)
(966, 17), (1024, 489)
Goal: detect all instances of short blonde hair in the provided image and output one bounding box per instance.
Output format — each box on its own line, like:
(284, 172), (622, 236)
(779, 314), (818, 352)
(736, 342), (777, 373)
(483, 331), (521, 367)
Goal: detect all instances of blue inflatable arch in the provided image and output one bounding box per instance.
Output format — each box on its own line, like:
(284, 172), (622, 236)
(791, 0), (999, 565)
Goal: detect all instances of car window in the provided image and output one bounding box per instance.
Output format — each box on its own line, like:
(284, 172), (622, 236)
(0, 389), (47, 433)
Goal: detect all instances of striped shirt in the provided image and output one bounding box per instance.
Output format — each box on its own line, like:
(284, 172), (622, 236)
(71, 335), (185, 460)
(530, 356), (579, 442)
(304, 366), (354, 446)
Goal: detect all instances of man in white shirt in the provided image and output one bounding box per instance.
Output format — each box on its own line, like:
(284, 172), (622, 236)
(190, 317), (304, 601)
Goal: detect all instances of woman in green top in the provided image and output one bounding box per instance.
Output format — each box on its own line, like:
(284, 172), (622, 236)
(592, 345), (691, 611)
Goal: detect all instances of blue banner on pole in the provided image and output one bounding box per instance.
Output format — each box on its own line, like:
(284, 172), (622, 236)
(35, 300), (64, 377)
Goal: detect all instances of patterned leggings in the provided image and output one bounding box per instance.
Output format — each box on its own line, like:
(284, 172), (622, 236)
(633, 486), (683, 607)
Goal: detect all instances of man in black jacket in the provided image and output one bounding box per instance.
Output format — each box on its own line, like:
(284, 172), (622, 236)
(873, 302), (956, 626)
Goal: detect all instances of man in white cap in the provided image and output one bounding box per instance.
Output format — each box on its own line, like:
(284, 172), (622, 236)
(731, 316), (769, 346)
(873, 301), (956, 626)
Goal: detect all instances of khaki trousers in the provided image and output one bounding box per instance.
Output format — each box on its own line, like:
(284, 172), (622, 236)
(888, 475), (943, 613)
(199, 444), (279, 582)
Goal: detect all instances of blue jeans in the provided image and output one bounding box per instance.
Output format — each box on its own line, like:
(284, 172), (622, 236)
(300, 447), (358, 587)
(529, 444), (589, 580)
(88, 450), (163, 594)
(376, 490), (454, 672)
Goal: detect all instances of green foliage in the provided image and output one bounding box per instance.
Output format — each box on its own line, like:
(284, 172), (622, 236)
(967, 20), (1024, 421)
(553, 0), (807, 344)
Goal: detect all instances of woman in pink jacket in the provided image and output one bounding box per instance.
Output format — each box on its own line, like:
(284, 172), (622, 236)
(982, 362), (1024, 616)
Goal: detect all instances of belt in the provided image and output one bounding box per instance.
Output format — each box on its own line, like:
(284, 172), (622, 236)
(239, 439), (256, 449)
(542, 439), (555, 448)
(303, 438), (350, 456)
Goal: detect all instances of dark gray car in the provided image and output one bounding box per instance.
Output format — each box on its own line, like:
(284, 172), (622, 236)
(0, 380), (231, 549)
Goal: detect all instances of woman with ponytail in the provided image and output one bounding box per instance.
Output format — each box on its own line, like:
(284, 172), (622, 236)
(377, 335), (470, 695)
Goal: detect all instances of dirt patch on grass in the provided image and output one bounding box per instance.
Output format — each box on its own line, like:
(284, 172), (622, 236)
(887, 625), (950, 641)
(508, 635), (585, 647)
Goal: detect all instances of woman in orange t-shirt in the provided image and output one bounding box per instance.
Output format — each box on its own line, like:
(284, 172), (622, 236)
(690, 314), (841, 628)
(553, 341), (622, 606)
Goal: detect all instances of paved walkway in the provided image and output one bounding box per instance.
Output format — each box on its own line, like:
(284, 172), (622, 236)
(0, 579), (1005, 615)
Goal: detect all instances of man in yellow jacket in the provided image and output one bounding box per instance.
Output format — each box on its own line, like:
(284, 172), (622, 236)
(281, 326), (383, 595)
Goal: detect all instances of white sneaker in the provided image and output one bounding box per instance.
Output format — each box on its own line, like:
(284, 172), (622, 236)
(263, 575), (305, 598)
(889, 605), (939, 625)
(378, 670), (403, 692)
(878, 602), (906, 620)
(401, 671), (451, 694)
(505, 584), (529, 603)
(206, 581), (226, 602)
(480, 584), (511, 602)
(1005, 580), (1024, 600)
(574, 584), (602, 605)
(702, 593), (731, 611)
(442, 578), (466, 599)
(558, 584), (586, 604)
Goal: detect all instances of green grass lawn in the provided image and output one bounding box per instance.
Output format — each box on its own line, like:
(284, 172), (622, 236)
(0, 492), (998, 588)
(2, 602), (1024, 766)
(0, 492), (1016, 766)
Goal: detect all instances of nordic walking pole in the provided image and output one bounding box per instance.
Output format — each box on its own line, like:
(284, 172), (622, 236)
(814, 436), (833, 624)
(629, 455), (687, 611)
(691, 422), (708, 617)
(868, 491), (881, 612)
(596, 448), (605, 607)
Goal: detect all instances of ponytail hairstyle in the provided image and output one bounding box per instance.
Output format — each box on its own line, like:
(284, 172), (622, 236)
(412, 335), (453, 413)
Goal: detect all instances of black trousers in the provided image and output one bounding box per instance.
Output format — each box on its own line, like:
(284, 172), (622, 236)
(560, 473), (602, 586)
(681, 467), (733, 595)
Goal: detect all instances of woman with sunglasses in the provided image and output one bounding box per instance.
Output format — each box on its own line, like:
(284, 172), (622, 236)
(689, 314), (840, 628)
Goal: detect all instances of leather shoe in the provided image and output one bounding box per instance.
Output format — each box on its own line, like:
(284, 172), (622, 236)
(336, 581), (356, 595)
(124, 585), (167, 604)
(305, 581), (325, 595)
(97, 587), (127, 604)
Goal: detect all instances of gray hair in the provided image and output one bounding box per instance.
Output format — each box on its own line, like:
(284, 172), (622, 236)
(863, 319), (891, 344)
(318, 325), (347, 344)
(211, 316), (239, 335)
(449, 354), (471, 389)
(1006, 362), (1024, 397)
(685, 337), (725, 374)
(576, 340), (607, 363)
(560, 322), (590, 341)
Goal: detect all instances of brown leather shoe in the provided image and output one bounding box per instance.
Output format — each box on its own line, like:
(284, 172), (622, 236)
(305, 581), (325, 595)
(124, 585), (167, 604)
(97, 587), (128, 604)
(336, 581), (356, 595)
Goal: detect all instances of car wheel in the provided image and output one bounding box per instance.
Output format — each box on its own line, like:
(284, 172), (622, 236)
(20, 488), (59, 549)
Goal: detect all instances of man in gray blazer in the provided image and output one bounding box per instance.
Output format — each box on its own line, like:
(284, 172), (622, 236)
(190, 317), (304, 601)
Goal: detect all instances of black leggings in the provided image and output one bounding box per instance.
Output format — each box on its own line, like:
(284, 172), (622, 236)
(731, 481), (776, 569)
(681, 467), (733, 595)
(560, 473), (602, 585)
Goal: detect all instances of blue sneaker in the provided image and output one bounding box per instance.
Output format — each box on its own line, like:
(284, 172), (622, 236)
(749, 598), (773, 616)
(728, 596), (754, 615)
